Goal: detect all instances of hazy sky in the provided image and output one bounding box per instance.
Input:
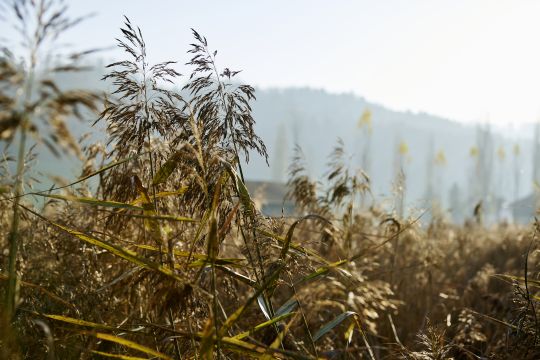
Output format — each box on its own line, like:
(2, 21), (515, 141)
(3, 0), (540, 126)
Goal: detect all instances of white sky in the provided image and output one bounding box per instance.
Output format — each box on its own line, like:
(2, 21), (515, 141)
(3, 0), (540, 126)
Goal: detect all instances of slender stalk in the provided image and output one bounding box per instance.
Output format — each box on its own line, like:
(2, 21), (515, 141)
(5, 37), (37, 321)
(4, 122), (27, 319)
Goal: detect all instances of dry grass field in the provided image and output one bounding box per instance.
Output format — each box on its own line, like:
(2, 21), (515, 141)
(1, 1), (539, 359)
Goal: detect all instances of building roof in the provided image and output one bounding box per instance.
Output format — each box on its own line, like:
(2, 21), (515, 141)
(245, 181), (292, 204)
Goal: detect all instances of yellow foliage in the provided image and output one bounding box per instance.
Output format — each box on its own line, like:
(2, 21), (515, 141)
(435, 150), (446, 166)
(357, 108), (372, 133)
(399, 141), (409, 155)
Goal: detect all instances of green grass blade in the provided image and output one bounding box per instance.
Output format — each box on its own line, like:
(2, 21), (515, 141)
(261, 313), (298, 360)
(280, 214), (328, 262)
(152, 151), (182, 185)
(130, 187), (188, 206)
(119, 213), (196, 222)
(217, 263), (284, 339)
(233, 313), (294, 340)
(493, 273), (540, 288)
(134, 244), (244, 266)
(0, 155), (142, 203)
(275, 298), (299, 317)
(54, 222), (182, 281)
(298, 259), (348, 284)
(42, 314), (117, 331)
(313, 311), (356, 342)
(35, 193), (143, 210)
(215, 266), (257, 287)
(257, 228), (327, 263)
(82, 331), (172, 360)
(19, 204), (185, 283)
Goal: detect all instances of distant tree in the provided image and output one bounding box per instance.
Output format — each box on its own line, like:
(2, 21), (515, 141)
(393, 136), (409, 217)
(532, 122), (540, 209)
(495, 145), (506, 220)
(533, 122), (540, 187)
(357, 108), (372, 208)
(469, 125), (494, 217)
(434, 148), (447, 205)
(424, 137), (435, 204)
(449, 182), (463, 223)
(357, 108), (372, 175)
(513, 143), (521, 202)
(272, 122), (288, 182)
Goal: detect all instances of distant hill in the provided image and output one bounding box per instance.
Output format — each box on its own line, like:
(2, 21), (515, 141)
(4, 64), (532, 222)
(244, 87), (533, 221)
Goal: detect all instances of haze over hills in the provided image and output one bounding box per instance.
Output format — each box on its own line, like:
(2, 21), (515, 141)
(244, 87), (533, 220)
(6, 65), (535, 222)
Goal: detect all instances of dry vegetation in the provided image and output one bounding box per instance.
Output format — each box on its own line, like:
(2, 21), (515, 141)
(1, 1), (540, 359)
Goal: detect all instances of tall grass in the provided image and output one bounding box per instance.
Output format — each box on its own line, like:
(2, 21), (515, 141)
(1, 0), (99, 324)
(1, 1), (539, 359)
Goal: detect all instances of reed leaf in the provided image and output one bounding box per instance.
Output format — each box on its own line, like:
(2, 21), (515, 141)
(19, 204), (185, 283)
(35, 193), (144, 210)
(152, 151), (182, 185)
(82, 332), (172, 360)
(262, 313), (298, 360)
(313, 311), (357, 342)
(233, 313), (294, 340)
(217, 263), (284, 339)
(41, 314), (117, 331)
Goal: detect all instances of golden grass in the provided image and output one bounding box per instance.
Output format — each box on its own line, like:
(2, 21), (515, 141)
(1, 1), (539, 359)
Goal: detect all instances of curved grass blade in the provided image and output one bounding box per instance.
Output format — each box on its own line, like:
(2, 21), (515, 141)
(119, 213), (196, 223)
(313, 311), (357, 342)
(134, 245), (246, 268)
(236, 175), (254, 215)
(0, 155), (142, 202)
(35, 193), (143, 210)
(233, 313), (294, 340)
(257, 295), (272, 320)
(130, 187), (188, 206)
(217, 263), (284, 339)
(257, 228), (327, 263)
(133, 176), (162, 244)
(275, 298), (299, 317)
(298, 259), (348, 284)
(55, 223), (182, 281)
(215, 265), (257, 287)
(493, 273), (540, 288)
(19, 204), (185, 283)
(219, 336), (268, 358)
(152, 151), (182, 185)
(468, 309), (518, 330)
(280, 214), (329, 262)
(41, 314), (117, 331)
(134, 244), (229, 261)
(262, 313), (298, 360)
(75, 156), (142, 185)
(186, 208), (211, 264)
(225, 165), (254, 217)
(82, 331), (172, 360)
